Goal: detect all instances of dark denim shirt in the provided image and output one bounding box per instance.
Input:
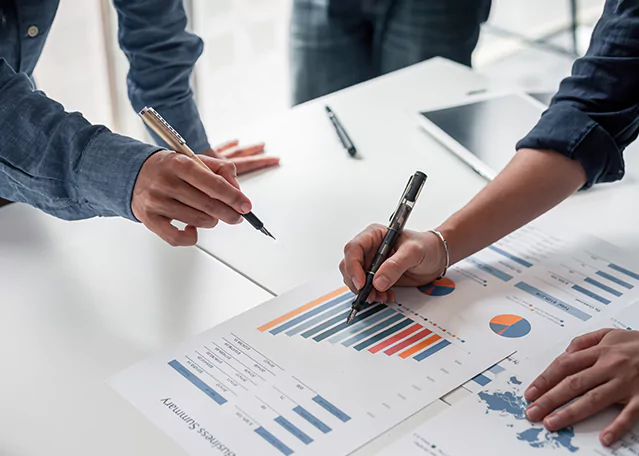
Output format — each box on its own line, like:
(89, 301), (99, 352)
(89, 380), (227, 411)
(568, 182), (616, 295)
(0, 0), (209, 221)
(518, 0), (639, 188)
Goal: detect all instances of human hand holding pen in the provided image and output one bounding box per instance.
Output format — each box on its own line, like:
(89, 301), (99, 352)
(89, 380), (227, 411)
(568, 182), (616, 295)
(339, 225), (447, 303)
(131, 150), (252, 246)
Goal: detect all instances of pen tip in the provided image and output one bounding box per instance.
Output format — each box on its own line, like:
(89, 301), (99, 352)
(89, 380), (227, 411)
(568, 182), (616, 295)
(346, 309), (357, 326)
(261, 227), (276, 240)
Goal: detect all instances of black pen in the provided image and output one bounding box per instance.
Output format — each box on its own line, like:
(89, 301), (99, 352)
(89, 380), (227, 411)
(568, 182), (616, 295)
(325, 106), (357, 157)
(139, 107), (275, 240)
(346, 171), (427, 325)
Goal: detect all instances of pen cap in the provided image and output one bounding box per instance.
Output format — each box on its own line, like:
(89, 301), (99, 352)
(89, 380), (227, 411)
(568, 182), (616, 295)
(405, 171), (427, 202)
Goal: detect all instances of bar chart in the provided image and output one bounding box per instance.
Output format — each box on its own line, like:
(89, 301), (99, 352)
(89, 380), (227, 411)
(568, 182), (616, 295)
(258, 288), (453, 363)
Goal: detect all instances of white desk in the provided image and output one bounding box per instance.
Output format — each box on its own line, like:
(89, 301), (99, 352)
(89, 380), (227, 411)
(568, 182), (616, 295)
(0, 204), (272, 456)
(198, 58), (490, 294)
(6, 56), (639, 456)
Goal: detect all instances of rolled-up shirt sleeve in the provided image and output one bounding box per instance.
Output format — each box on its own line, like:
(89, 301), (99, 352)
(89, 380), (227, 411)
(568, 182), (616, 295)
(517, 0), (639, 187)
(0, 59), (161, 221)
(114, 0), (210, 153)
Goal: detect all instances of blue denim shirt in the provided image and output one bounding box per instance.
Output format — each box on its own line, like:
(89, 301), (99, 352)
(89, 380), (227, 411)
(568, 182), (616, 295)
(0, 0), (209, 220)
(518, 0), (639, 188)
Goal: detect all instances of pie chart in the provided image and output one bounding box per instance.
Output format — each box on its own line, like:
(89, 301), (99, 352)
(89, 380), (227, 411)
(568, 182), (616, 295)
(418, 278), (456, 296)
(490, 314), (531, 338)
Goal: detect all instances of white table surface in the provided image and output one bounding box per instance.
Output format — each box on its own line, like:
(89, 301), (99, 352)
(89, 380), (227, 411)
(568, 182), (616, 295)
(6, 56), (639, 456)
(197, 58), (490, 295)
(0, 203), (272, 456)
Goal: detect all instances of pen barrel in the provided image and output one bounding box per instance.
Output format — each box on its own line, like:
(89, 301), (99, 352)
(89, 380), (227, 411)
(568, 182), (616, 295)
(353, 274), (375, 311)
(243, 212), (264, 230)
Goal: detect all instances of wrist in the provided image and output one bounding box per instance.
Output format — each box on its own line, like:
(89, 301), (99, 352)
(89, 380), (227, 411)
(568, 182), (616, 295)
(427, 229), (450, 278)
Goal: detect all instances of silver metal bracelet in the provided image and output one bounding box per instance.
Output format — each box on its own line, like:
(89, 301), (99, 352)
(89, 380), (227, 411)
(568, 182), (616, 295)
(428, 229), (450, 279)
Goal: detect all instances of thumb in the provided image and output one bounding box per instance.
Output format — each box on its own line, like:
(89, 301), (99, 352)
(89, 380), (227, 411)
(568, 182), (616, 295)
(373, 243), (422, 292)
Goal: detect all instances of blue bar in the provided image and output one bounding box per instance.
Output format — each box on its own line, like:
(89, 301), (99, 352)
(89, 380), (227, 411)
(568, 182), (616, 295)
(596, 270), (633, 289)
(168, 360), (227, 405)
(342, 313), (404, 347)
(472, 373), (492, 386)
(313, 395), (351, 422)
(293, 406), (331, 433)
(328, 308), (396, 344)
(584, 277), (622, 297)
(609, 263), (639, 281)
(275, 416), (313, 444)
(270, 292), (354, 335)
(285, 301), (353, 336)
(414, 340), (452, 361)
(572, 284), (611, 305)
(515, 282), (591, 321)
(313, 304), (387, 342)
(254, 426), (293, 456)
(467, 258), (514, 282)
(488, 245), (533, 268)
(301, 309), (353, 339)
(353, 318), (413, 351)
(488, 364), (506, 375)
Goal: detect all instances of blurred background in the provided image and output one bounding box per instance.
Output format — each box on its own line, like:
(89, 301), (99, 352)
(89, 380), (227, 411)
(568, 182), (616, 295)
(35, 0), (605, 144)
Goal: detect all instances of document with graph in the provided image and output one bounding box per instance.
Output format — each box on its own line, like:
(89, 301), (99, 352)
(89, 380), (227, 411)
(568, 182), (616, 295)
(109, 222), (639, 456)
(378, 303), (639, 456)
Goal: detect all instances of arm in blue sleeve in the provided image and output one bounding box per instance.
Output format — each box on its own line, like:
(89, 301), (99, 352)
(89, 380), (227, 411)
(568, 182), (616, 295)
(0, 59), (161, 221)
(517, 0), (639, 187)
(113, 0), (211, 153)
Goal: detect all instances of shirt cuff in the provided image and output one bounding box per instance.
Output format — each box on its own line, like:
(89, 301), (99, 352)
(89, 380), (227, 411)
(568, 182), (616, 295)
(145, 98), (211, 154)
(516, 103), (625, 188)
(77, 128), (163, 221)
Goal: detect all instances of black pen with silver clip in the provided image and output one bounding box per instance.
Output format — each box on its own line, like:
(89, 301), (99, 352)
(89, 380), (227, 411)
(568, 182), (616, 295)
(139, 106), (275, 239)
(346, 171), (427, 325)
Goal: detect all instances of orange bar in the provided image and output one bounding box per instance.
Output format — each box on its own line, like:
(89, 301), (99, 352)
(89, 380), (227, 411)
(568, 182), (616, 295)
(257, 286), (349, 332)
(398, 335), (441, 359)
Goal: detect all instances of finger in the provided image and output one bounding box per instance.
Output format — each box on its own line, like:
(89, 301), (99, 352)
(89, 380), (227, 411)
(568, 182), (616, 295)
(566, 328), (614, 354)
(174, 155), (252, 214)
(232, 156), (280, 175)
(343, 225), (386, 291)
(525, 348), (600, 403)
(373, 240), (424, 292)
(340, 259), (357, 293)
(541, 381), (622, 432)
(221, 143), (266, 158)
(200, 155), (239, 188)
(214, 140), (239, 153)
(526, 362), (608, 423)
(600, 398), (639, 446)
(145, 215), (198, 247)
(153, 198), (220, 228)
(171, 180), (242, 225)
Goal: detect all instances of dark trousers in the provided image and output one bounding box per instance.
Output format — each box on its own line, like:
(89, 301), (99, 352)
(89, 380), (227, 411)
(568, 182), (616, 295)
(290, 0), (492, 105)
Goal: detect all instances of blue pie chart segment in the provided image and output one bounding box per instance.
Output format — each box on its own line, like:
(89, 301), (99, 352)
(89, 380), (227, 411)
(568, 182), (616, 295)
(490, 314), (531, 338)
(418, 278), (456, 297)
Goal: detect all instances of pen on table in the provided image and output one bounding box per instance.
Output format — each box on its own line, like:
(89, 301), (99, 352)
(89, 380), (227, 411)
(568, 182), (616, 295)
(325, 105), (357, 157)
(346, 171), (427, 325)
(138, 106), (275, 240)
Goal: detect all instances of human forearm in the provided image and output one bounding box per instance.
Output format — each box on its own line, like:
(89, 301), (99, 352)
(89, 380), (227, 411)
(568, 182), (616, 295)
(438, 148), (587, 265)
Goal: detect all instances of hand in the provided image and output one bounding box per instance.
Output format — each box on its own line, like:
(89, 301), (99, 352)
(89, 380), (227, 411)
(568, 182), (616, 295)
(204, 140), (280, 175)
(524, 329), (639, 446)
(132, 150), (252, 246)
(339, 224), (447, 303)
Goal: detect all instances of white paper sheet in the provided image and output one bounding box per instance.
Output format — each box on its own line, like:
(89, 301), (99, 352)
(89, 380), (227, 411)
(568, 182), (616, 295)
(109, 222), (639, 456)
(378, 304), (639, 456)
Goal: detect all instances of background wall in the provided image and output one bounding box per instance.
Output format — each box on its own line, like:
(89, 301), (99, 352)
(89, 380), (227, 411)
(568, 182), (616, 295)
(34, 0), (605, 144)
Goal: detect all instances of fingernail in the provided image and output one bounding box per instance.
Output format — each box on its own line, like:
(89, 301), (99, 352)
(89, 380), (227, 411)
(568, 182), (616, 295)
(353, 277), (363, 291)
(240, 202), (251, 214)
(526, 406), (541, 422)
(602, 433), (613, 446)
(544, 415), (560, 429)
(525, 386), (539, 402)
(374, 275), (390, 291)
